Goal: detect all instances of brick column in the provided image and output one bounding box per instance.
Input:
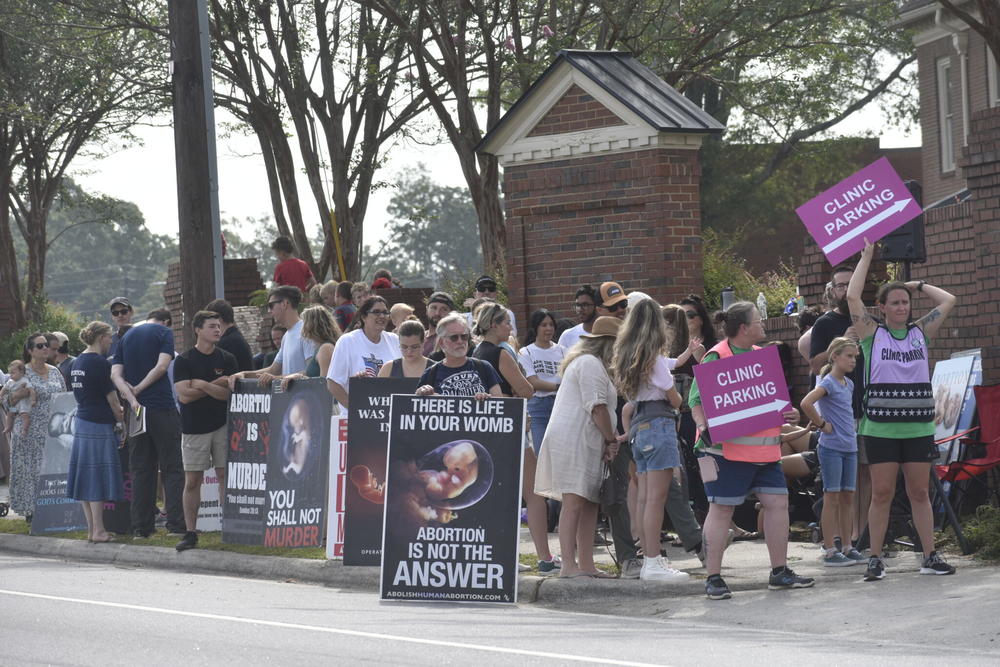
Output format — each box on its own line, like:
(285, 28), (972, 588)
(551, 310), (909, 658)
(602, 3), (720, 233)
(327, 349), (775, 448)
(966, 107), (1000, 384)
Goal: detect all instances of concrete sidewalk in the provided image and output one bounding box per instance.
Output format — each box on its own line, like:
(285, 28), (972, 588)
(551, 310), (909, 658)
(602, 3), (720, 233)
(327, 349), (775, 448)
(0, 523), (981, 606)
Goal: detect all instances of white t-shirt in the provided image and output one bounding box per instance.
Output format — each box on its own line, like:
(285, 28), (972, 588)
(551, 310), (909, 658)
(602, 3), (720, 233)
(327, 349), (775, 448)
(558, 323), (586, 351)
(466, 307), (517, 337)
(276, 320), (316, 376)
(326, 329), (400, 388)
(517, 343), (566, 398)
(634, 356), (677, 402)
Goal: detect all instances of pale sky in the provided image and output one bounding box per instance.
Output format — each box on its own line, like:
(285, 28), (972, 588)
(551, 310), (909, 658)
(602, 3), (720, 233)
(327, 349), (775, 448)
(71, 101), (919, 254)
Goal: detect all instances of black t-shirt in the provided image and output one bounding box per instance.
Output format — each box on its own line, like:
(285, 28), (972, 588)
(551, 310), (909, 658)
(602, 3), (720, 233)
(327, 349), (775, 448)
(418, 358), (501, 396)
(218, 325), (254, 372)
(70, 353), (116, 424)
(173, 346), (238, 434)
(471, 341), (513, 395)
(809, 310), (864, 418)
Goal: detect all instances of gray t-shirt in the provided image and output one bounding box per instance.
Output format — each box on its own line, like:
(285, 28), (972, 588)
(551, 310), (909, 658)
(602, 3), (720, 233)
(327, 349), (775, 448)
(816, 374), (857, 452)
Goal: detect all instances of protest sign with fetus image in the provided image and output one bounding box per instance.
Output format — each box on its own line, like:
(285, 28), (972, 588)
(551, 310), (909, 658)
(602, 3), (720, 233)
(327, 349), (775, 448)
(381, 394), (525, 603)
(343, 377), (418, 565)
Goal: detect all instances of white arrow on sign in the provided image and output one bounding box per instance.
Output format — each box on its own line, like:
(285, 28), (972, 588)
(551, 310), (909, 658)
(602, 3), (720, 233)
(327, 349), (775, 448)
(707, 398), (789, 428)
(821, 198), (912, 254)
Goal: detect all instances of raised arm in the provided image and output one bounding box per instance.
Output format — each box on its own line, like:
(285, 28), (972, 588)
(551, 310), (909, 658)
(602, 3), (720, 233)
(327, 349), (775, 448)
(910, 281), (956, 340)
(846, 239), (878, 341)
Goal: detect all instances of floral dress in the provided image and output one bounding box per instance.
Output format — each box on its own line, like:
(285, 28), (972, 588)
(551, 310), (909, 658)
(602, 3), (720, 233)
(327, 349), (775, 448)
(10, 365), (65, 515)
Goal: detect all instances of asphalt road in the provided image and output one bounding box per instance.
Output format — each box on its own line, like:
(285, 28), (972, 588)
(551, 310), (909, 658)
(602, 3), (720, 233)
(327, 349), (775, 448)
(2, 553), (999, 666)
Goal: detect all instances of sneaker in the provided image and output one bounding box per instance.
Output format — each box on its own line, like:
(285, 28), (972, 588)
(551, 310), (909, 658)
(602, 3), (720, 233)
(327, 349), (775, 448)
(132, 531), (151, 540)
(518, 562), (530, 572)
(175, 531), (198, 552)
(863, 556), (886, 581)
(843, 548), (866, 564)
(768, 567), (815, 590)
(919, 551), (956, 576)
(537, 558), (561, 574)
(639, 555), (690, 582)
(619, 557), (642, 579)
(823, 550), (854, 567)
(705, 574), (732, 600)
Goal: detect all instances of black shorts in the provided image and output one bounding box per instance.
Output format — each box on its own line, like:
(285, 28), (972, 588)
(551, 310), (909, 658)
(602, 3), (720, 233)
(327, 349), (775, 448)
(864, 435), (937, 465)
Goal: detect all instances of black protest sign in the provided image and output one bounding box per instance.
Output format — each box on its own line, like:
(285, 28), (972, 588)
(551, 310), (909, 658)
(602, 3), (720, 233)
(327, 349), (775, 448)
(222, 381), (271, 545)
(343, 377), (419, 565)
(380, 395), (525, 604)
(263, 378), (332, 548)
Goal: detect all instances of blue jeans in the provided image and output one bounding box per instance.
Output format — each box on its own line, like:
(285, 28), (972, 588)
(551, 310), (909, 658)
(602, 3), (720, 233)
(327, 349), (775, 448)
(632, 416), (681, 473)
(527, 394), (555, 455)
(817, 446), (858, 492)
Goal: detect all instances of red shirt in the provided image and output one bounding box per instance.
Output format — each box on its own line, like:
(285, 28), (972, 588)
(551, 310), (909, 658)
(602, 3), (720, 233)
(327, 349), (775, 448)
(273, 257), (314, 291)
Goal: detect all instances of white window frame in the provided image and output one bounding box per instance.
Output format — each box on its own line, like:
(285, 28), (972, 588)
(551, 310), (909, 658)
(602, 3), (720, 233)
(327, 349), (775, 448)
(937, 56), (955, 173)
(989, 49), (1000, 108)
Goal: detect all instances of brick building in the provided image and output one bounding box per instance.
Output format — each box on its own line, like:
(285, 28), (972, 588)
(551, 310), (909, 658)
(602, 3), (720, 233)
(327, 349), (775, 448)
(478, 50), (724, 326)
(797, 2), (1000, 384)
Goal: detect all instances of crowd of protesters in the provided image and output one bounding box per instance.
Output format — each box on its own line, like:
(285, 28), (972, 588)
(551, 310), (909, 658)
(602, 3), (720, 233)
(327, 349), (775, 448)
(0, 233), (959, 598)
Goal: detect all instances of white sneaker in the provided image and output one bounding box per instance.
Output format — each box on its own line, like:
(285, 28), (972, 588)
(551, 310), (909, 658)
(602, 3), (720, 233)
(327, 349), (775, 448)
(620, 557), (642, 579)
(639, 555), (689, 582)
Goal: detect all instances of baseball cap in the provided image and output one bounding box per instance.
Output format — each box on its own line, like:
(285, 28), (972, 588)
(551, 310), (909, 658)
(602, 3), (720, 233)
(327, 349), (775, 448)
(109, 297), (132, 310)
(598, 282), (627, 307)
(427, 291), (456, 310)
(475, 275), (498, 291)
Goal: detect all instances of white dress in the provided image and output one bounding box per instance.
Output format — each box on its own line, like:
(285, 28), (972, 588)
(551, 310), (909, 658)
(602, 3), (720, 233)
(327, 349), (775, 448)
(534, 354), (617, 503)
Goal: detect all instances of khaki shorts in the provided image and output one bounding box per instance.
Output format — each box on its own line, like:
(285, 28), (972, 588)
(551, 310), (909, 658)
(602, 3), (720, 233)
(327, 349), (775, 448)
(181, 425), (228, 472)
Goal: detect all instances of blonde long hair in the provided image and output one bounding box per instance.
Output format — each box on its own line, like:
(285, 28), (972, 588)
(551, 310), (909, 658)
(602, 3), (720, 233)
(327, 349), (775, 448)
(611, 298), (666, 399)
(301, 306), (341, 345)
(661, 304), (689, 358)
(820, 337), (857, 377)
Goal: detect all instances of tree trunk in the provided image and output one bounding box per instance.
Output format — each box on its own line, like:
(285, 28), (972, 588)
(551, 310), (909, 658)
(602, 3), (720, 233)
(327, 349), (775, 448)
(0, 176), (25, 330)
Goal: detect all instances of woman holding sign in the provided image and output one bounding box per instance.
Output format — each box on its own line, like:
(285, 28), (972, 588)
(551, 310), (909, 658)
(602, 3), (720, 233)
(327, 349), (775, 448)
(689, 302), (813, 600)
(847, 239), (957, 582)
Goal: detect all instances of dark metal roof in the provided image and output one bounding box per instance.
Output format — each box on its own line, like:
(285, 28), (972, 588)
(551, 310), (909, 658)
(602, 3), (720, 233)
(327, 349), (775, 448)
(478, 50), (724, 153)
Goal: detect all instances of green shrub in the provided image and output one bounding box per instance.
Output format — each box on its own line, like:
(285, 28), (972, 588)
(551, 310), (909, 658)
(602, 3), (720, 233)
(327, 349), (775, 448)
(702, 229), (797, 317)
(439, 266), (508, 311)
(0, 299), (87, 367)
(965, 504), (1000, 562)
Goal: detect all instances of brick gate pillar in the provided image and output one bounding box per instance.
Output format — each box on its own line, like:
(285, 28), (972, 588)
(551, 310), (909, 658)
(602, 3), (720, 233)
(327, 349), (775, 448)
(478, 51), (725, 330)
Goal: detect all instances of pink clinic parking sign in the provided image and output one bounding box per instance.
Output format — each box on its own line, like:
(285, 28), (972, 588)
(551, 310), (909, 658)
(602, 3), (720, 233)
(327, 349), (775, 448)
(796, 157), (922, 266)
(693, 346), (791, 443)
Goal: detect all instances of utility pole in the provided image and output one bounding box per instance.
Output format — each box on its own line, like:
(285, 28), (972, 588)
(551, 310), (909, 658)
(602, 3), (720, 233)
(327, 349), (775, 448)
(168, 0), (224, 348)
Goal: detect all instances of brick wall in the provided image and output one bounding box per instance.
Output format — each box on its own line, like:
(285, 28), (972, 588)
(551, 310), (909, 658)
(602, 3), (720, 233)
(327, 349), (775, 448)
(164, 258), (266, 352)
(966, 107), (1000, 383)
(504, 148), (704, 329)
(526, 84), (626, 137)
(918, 35), (964, 205)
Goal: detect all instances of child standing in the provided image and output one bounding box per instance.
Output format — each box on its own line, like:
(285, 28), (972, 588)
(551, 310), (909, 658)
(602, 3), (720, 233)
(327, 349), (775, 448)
(800, 337), (864, 566)
(1, 360), (35, 437)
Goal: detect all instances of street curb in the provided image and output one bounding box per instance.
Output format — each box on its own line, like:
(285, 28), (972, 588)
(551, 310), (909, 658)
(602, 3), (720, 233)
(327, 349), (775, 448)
(0, 533), (381, 591)
(1, 533), (983, 606)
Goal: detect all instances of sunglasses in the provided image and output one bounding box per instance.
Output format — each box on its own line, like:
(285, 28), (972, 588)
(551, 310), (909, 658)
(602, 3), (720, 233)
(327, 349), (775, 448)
(445, 333), (470, 342)
(573, 302), (594, 309)
(32, 342), (49, 350)
(477, 285), (497, 293)
(266, 300), (284, 310)
(607, 302), (627, 312)
(368, 309), (390, 316)
(685, 310), (699, 320)
(111, 309), (130, 317)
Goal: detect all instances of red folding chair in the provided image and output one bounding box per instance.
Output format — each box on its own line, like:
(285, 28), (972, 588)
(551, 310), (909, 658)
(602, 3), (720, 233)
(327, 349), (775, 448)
(936, 384), (1000, 514)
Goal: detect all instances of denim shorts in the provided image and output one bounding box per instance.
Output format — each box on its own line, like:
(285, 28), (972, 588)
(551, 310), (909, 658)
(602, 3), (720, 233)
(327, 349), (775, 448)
(702, 453), (786, 506)
(817, 445), (857, 492)
(632, 416), (681, 474)
(526, 395), (556, 456)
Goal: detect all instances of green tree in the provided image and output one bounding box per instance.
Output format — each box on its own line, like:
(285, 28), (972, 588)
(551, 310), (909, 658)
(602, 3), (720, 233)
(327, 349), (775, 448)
(28, 180), (178, 320)
(0, 0), (165, 325)
(374, 165), (482, 285)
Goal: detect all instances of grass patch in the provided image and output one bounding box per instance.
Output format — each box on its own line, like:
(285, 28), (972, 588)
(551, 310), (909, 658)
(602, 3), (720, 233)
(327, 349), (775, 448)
(0, 517), (324, 559)
(963, 505), (1000, 562)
